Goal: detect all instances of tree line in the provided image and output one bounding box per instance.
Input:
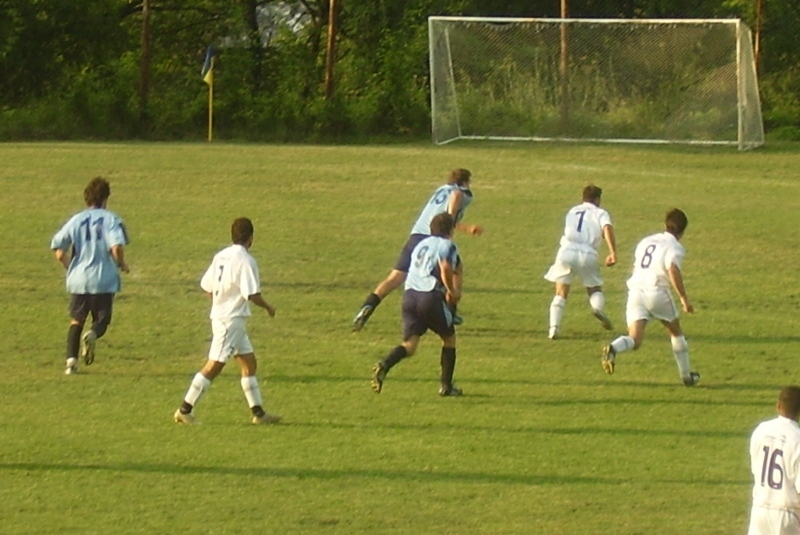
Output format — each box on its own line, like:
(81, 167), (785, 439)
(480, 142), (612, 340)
(0, 0), (797, 141)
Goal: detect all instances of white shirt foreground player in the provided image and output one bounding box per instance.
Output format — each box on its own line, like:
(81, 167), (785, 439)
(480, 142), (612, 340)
(174, 217), (281, 425)
(600, 208), (699, 386)
(544, 184), (617, 339)
(748, 386), (800, 535)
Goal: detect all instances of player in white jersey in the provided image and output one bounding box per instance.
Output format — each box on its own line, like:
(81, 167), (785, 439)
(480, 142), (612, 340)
(51, 177), (129, 375)
(544, 184), (617, 339)
(352, 168), (482, 332)
(601, 208), (699, 386)
(370, 212), (463, 397)
(174, 218), (281, 425)
(748, 386), (800, 535)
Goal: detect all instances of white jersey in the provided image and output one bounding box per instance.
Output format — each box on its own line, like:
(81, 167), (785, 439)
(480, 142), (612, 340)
(750, 416), (800, 512)
(626, 232), (685, 290)
(200, 244), (260, 320)
(559, 201), (612, 252)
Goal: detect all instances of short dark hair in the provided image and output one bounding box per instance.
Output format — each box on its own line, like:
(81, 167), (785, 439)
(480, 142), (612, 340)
(430, 212), (455, 237)
(448, 168), (471, 187)
(664, 208), (688, 236)
(84, 177), (111, 207)
(582, 184), (602, 202)
(779, 386), (800, 419)
(231, 217), (254, 245)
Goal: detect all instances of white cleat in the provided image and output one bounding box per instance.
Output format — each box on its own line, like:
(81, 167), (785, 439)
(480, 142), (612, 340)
(593, 309), (613, 331)
(81, 330), (97, 365)
(65, 358), (79, 375)
(252, 412), (282, 425)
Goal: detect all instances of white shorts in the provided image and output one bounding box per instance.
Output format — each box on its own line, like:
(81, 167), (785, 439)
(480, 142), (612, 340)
(625, 286), (679, 325)
(544, 246), (602, 287)
(748, 506), (800, 535)
(207, 317), (253, 363)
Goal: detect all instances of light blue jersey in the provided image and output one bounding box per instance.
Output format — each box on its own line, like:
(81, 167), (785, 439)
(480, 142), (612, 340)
(409, 184), (473, 235)
(51, 208), (129, 294)
(405, 236), (458, 293)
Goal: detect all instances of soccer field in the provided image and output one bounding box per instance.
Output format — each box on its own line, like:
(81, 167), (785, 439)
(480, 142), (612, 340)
(1, 141), (798, 534)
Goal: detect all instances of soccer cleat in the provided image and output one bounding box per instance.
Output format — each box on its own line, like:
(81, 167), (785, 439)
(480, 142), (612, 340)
(371, 362), (387, 393)
(593, 309), (613, 331)
(81, 330), (97, 366)
(601, 344), (616, 375)
(352, 305), (374, 332)
(438, 384), (463, 397)
(173, 409), (197, 425)
(252, 412), (282, 425)
(452, 313), (464, 326)
(547, 327), (559, 340)
(65, 358), (79, 375)
(682, 372), (701, 387)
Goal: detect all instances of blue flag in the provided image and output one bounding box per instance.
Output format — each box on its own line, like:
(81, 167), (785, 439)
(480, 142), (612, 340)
(201, 46), (215, 85)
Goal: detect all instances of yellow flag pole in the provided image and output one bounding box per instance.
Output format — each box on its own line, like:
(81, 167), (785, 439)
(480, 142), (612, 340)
(207, 79), (214, 142)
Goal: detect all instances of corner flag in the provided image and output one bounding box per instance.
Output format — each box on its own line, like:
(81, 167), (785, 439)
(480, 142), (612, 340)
(201, 46), (215, 85)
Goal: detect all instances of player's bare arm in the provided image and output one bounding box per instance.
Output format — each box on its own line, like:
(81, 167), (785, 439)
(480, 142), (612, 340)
(54, 249), (70, 270)
(249, 293), (276, 317)
(603, 224), (617, 266)
(668, 264), (693, 313)
(439, 259), (461, 304)
(110, 245), (130, 273)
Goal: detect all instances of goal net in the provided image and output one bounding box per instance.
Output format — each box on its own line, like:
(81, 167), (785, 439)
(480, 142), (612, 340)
(429, 17), (764, 150)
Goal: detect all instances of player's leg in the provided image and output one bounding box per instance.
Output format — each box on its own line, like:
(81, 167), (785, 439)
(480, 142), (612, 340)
(449, 256), (464, 325)
(661, 318), (699, 386)
(587, 286), (613, 331)
(235, 352), (281, 424)
(438, 334), (460, 396)
(175, 319), (229, 424)
(371, 290), (424, 393)
(548, 283), (570, 339)
(354, 236), (424, 332)
(429, 294), (460, 396)
(579, 253), (612, 331)
(64, 295), (89, 375)
(82, 293), (113, 366)
(602, 289), (648, 375)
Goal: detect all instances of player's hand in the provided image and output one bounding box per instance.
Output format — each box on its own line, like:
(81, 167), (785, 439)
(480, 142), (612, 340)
(680, 297), (694, 314)
(265, 304), (276, 318)
(119, 262), (130, 274)
(469, 225), (484, 236)
(446, 290), (461, 306)
(605, 254), (616, 267)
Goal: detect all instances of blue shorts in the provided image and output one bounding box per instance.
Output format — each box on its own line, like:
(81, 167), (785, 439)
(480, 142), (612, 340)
(393, 234), (428, 272)
(402, 289), (455, 340)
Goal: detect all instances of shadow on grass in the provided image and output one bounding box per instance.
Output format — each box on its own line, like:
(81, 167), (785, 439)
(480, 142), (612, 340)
(0, 461), (747, 487)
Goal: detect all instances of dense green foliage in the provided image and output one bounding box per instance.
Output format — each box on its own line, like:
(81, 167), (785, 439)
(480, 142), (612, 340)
(0, 0), (798, 140)
(2, 141), (799, 533)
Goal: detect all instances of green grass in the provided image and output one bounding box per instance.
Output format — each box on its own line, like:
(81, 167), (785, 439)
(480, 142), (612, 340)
(1, 141), (799, 534)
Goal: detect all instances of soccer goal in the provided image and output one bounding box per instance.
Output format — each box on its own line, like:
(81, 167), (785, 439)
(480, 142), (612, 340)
(428, 17), (764, 150)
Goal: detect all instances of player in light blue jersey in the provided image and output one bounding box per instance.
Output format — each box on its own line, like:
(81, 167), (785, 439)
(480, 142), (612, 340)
(353, 168), (482, 332)
(371, 212), (464, 397)
(51, 177), (129, 375)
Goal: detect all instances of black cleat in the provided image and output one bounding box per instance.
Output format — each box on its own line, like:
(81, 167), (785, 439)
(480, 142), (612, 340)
(352, 305), (374, 332)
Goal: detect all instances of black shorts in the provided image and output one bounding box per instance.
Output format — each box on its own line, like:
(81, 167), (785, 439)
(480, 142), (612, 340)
(393, 234), (428, 272)
(69, 293), (114, 324)
(402, 289), (455, 340)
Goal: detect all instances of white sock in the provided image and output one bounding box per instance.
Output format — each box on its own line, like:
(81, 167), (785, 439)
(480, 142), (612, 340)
(611, 335), (635, 355)
(589, 291), (605, 314)
(549, 295), (566, 330)
(671, 335), (691, 377)
(184, 373), (211, 407)
(241, 376), (263, 408)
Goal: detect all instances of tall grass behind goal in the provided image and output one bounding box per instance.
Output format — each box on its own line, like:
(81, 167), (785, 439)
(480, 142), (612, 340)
(429, 17), (764, 150)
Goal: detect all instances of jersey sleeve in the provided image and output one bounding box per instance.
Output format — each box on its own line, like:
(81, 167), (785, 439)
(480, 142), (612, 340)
(598, 208), (612, 229)
(200, 261), (216, 293)
(105, 213), (129, 247)
(663, 242), (685, 271)
(50, 216), (76, 250)
(238, 256), (261, 298)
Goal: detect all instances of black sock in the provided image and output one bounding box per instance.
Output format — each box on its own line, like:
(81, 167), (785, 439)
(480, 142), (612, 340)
(180, 402), (193, 415)
(66, 324), (82, 360)
(382, 345), (408, 370)
(363, 293), (381, 309)
(440, 347), (457, 387)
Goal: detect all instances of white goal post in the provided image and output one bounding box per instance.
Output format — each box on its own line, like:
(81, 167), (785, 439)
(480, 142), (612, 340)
(428, 17), (764, 150)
